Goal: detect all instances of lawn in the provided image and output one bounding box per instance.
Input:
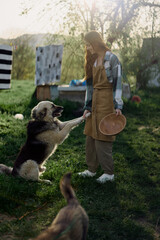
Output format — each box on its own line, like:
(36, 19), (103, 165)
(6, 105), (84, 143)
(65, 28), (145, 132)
(0, 80), (160, 240)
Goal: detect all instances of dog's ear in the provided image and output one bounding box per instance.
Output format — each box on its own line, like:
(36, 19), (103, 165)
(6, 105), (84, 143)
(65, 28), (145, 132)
(38, 107), (47, 120)
(31, 107), (37, 119)
(31, 107), (47, 120)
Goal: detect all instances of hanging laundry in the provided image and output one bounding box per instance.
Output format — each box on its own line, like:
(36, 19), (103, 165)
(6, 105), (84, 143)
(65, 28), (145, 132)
(35, 45), (63, 86)
(0, 45), (13, 89)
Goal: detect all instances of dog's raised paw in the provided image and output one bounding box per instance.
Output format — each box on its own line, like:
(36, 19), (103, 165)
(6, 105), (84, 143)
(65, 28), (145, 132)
(85, 112), (91, 118)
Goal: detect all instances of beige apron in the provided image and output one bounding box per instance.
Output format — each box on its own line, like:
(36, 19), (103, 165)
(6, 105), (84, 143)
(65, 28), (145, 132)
(84, 65), (116, 142)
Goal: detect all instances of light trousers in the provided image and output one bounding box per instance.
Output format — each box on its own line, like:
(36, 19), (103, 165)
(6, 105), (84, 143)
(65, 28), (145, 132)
(85, 136), (114, 175)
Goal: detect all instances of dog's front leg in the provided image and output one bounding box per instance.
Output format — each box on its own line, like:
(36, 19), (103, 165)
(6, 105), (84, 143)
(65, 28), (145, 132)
(58, 116), (84, 130)
(58, 113), (91, 130)
(65, 116), (84, 129)
(57, 116), (84, 143)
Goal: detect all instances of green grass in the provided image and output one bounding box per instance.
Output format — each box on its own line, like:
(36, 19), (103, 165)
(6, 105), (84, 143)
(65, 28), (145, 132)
(0, 80), (160, 240)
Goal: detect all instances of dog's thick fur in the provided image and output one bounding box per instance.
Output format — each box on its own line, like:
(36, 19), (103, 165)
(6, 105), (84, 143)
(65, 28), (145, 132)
(0, 101), (85, 183)
(33, 172), (89, 240)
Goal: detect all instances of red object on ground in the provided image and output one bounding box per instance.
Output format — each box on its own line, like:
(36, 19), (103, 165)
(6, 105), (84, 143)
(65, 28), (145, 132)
(131, 95), (141, 103)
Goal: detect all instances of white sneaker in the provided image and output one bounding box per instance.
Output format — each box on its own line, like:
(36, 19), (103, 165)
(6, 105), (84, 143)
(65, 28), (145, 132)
(78, 170), (96, 177)
(96, 173), (114, 183)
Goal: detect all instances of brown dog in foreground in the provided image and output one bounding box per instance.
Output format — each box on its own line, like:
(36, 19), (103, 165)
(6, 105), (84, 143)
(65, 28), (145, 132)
(33, 172), (89, 240)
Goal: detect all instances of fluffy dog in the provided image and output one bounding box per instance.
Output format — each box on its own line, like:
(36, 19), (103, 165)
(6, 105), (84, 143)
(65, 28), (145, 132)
(32, 172), (89, 240)
(0, 101), (88, 183)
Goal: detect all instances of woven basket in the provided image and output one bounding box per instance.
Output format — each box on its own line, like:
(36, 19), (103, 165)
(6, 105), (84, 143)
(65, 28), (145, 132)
(99, 113), (126, 136)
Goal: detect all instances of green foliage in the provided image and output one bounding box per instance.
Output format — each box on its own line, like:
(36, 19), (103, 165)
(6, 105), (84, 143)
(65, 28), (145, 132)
(12, 38), (35, 80)
(45, 34), (85, 84)
(10, 34), (85, 84)
(0, 80), (37, 115)
(0, 81), (160, 239)
(61, 35), (85, 84)
(119, 35), (142, 80)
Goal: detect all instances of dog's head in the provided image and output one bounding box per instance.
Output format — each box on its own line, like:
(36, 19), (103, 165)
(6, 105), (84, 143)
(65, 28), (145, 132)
(31, 101), (64, 122)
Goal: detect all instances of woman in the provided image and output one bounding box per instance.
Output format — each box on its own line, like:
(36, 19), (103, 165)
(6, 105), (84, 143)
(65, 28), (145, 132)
(78, 31), (123, 183)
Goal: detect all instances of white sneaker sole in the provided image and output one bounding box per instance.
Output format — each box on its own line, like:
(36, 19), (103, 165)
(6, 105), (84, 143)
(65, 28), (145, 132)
(78, 171), (96, 177)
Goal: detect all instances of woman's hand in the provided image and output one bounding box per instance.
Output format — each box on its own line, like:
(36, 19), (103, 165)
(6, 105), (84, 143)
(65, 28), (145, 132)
(83, 110), (91, 119)
(115, 109), (122, 115)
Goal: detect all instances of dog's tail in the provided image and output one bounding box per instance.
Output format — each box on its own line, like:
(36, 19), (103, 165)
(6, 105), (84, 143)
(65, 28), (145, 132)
(0, 164), (13, 176)
(60, 172), (78, 204)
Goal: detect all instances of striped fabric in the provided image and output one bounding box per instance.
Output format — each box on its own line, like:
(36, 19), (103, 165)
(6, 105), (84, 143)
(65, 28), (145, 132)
(0, 45), (13, 89)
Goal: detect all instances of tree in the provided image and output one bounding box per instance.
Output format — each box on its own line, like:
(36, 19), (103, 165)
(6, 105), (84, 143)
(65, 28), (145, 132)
(22, 0), (160, 86)
(22, 0), (160, 45)
(12, 37), (35, 80)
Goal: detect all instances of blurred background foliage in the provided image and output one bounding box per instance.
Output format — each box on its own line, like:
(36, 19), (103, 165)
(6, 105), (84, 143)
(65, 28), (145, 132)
(1, 0), (160, 89)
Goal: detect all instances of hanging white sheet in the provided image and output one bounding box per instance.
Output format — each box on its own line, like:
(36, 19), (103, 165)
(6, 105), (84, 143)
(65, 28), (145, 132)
(35, 45), (63, 86)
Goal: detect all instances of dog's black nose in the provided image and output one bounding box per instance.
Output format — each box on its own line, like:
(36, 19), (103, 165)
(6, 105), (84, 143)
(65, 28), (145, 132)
(58, 106), (64, 110)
